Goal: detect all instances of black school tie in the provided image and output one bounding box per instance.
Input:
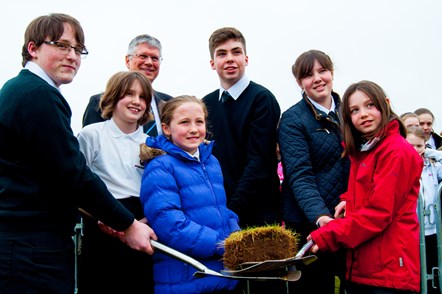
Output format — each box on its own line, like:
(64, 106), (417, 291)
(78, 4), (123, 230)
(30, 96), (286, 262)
(329, 111), (339, 123)
(221, 91), (232, 103)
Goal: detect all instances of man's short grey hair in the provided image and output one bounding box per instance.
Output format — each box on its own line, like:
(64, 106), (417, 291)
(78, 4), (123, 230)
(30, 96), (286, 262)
(127, 34), (162, 57)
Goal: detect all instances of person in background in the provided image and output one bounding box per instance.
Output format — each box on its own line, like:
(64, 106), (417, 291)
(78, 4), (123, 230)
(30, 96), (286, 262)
(77, 71), (155, 293)
(202, 27), (281, 229)
(277, 49), (349, 294)
(414, 107), (442, 149)
(82, 34), (171, 136)
(399, 112), (420, 128)
(406, 126), (441, 294)
(309, 80), (422, 294)
(0, 13), (156, 294)
(140, 95), (240, 294)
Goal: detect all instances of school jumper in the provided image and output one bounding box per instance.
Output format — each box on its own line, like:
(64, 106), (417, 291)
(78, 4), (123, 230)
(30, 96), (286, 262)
(0, 68), (134, 293)
(203, 80), (281, 227)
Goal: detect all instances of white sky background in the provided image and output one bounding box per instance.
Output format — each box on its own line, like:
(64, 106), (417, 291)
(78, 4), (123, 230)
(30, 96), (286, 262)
(1, 0), (441, 135)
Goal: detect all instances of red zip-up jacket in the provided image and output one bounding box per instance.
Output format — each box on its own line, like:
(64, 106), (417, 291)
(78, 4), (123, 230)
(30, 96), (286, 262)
(311, 120), (422, 292)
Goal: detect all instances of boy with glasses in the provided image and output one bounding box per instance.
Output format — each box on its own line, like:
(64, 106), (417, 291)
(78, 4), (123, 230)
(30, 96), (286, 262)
(0, 13), (156, 293)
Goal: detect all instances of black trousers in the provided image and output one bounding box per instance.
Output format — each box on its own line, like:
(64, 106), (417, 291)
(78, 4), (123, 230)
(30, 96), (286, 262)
(77, 197), (154, 294)
(0, 231), (75, 294)
(285, 222), (346, 294)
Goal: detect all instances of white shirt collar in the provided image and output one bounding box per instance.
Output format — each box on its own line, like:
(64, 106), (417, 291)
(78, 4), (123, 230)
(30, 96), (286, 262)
(107, 118), (145, 140)
(218, 75), (250, 101)
(306, 95), (336, 114)
(24, 61), (59, 90)
(186, 148), (200, 161)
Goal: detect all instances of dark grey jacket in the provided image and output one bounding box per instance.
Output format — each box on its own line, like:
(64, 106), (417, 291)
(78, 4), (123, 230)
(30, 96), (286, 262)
(277, 92), (350, 231)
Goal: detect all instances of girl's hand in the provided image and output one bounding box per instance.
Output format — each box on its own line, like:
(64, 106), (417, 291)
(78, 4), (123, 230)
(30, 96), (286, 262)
(306, 235), (319, 253)
(334, 201), (346, 218)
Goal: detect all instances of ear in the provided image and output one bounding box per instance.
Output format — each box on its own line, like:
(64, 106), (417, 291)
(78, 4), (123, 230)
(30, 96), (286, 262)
(162, 123), (171, 136)
(296, 78), (303, 89)
(125, 55), (131, 70)
(244, 55), (249, 66)
(385, 97), (391, 106)
(210, 59), (215, 70)
(27, 41), (38, 58)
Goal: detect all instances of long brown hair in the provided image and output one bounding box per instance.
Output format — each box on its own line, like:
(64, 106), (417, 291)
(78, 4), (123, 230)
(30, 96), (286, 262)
(100, 71), (153, 126)
(341, 80), (405, 156)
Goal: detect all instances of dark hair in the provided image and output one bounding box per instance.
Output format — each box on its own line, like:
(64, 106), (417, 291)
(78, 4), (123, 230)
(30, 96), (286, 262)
(22, 13), (86, 67)
(292, 49), (334, 82)
(341, 80), (405, 156)
(414, 107), (435, 121)
(208, 27), (246, 59)
(100, 71), (153, 126)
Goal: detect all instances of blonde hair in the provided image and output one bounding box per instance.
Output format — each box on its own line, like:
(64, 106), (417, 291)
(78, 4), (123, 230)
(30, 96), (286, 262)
(406, 125), (426, 141)
(160, 95), (208, 139)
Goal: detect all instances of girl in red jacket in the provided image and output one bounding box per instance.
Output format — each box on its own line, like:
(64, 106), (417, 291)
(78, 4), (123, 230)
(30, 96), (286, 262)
(309, 80), (422, 294)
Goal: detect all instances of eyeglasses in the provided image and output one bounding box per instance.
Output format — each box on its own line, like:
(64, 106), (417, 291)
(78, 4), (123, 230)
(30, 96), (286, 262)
(43, 41), (89, 58)
(130, 54), (162, 64)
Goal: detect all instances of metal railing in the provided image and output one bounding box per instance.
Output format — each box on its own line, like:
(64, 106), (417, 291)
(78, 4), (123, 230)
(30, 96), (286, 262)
(418, 181), (442, 294)
(73, 217), (83, 294)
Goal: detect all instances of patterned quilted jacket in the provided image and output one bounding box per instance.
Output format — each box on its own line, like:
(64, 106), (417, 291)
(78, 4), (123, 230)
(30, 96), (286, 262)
(277, 92), (350, 229)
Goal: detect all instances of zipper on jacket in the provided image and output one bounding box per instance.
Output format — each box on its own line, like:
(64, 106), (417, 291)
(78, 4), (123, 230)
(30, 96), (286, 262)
(316, 128), (330, 134)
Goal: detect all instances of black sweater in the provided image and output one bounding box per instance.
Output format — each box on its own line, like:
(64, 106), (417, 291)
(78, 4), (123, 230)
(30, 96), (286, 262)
(0, 69), (133, 234)
(203, 81), (281, 227)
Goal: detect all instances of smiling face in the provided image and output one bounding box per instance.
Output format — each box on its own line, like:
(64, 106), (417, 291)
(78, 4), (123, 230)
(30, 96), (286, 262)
(28, 23), (80, 87)
(210, 39), (248, 89)
(112, 79), (147, 133)
(349, 90), (383, 137)
(297, 59), (334, 108)
(162, 102), (206, 154)
(126, 43), (161, 83)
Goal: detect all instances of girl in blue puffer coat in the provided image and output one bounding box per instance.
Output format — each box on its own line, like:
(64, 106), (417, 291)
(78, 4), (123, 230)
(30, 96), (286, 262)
(140, 95), (240, 294)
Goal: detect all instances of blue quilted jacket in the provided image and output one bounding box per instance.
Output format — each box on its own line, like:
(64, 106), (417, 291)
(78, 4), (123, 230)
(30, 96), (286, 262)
(140, 135), (240, 294)
(277, 93), (350, 230)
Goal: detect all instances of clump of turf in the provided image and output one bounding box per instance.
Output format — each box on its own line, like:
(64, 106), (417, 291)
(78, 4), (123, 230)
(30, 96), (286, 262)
(223, 224), (300, 270)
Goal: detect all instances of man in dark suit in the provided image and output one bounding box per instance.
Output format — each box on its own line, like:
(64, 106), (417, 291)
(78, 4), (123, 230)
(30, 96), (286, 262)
(82, 34), (171, 136)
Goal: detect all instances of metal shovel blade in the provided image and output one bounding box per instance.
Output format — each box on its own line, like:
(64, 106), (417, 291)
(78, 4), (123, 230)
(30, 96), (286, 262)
(223, 239), (317, 275)
(194, 267), (302, 282)
(151, 240), (303, 281)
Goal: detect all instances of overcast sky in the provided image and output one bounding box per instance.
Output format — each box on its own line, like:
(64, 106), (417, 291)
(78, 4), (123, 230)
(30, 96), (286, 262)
(1, 0), (441, 134)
